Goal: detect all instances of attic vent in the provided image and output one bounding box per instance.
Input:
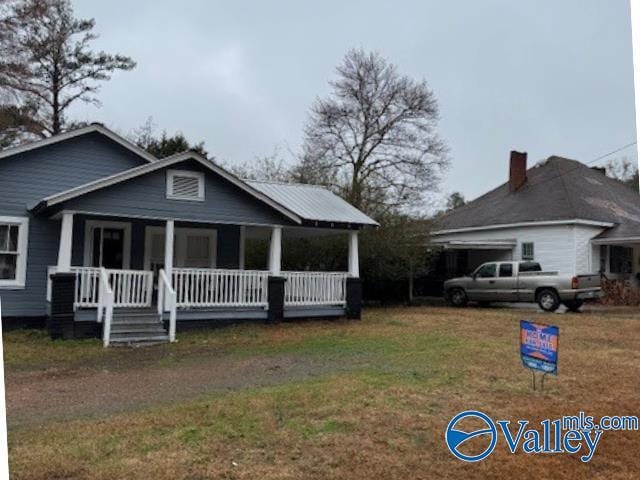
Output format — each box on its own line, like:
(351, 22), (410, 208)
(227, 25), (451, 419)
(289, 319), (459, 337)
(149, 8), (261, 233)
(166, 170), (204, 201)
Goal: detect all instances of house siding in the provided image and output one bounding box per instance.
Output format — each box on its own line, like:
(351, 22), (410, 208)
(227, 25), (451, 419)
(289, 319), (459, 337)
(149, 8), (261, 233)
(574, 225), (607, 274)
(433, 223), (606, 275)
(0, 133), (149, 317)
(55, 160), (293, 227)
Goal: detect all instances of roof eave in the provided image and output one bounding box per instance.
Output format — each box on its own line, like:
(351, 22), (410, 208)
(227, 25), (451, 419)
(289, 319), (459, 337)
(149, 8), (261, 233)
(432, 219), (615, 235)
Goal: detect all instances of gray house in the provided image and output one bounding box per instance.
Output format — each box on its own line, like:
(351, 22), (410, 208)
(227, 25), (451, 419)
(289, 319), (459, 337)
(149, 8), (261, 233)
(0, 124), (377, 345)
(432, 151), (640, 288)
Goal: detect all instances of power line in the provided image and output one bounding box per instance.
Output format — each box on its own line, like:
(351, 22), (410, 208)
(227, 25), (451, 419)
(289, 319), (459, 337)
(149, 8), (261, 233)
(585, 141), (637, 165)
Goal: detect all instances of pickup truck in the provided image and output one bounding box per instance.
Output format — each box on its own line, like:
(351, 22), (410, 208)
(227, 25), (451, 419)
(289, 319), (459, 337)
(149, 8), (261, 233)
(444, 261), (601, 312)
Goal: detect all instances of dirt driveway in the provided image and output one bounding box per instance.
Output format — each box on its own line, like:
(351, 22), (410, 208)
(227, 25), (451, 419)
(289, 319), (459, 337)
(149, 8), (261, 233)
(5, 351), (350, 427)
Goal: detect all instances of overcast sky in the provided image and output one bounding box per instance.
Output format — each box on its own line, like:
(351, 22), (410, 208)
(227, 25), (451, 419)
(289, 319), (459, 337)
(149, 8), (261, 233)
(69, 0), (637, 207)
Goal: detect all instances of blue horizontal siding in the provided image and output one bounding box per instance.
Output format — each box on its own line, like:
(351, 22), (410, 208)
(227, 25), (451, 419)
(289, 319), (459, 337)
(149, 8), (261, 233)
(57, 159), (293, 226)
(0, 133), (148, 317)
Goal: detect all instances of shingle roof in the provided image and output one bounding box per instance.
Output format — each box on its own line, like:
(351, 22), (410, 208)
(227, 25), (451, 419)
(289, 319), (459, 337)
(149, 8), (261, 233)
(247, 180), (379, 227)
(434, 156), (640, 240)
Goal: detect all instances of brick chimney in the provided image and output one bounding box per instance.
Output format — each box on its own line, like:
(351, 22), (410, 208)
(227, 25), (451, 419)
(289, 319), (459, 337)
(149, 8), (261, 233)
(509, 151), (527, 192)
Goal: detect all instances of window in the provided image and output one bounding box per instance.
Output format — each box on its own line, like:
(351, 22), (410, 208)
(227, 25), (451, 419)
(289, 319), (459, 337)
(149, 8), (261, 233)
(521, 242), (534, 260)
(0, 216), (29, 288)
(499, 263), (513, 277)
(166, 170), (205, 201)
(610, 246), (633, 274)
(475, 263), (497, 278)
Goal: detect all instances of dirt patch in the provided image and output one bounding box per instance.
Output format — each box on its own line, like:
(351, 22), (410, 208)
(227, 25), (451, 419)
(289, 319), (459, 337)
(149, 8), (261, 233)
(6, 352), (351, 427)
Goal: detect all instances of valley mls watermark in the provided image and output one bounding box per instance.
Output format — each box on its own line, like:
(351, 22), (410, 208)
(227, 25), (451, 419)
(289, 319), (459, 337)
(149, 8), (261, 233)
(445, 410), (639, 463)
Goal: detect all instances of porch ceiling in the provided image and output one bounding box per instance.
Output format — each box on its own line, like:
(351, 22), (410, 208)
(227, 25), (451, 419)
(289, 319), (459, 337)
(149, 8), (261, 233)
(246, 225), (352, 239)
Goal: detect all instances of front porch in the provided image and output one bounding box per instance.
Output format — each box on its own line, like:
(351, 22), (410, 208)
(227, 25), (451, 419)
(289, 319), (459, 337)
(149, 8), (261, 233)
(593, 239), (640, 298)
(48, 213), (362, 346)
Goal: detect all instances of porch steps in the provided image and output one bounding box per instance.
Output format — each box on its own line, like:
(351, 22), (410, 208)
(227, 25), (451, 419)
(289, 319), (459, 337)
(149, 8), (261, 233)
(109, 309), (169, 345)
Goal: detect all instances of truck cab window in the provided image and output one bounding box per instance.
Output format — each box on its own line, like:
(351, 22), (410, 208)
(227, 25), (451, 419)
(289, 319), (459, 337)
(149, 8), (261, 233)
(519, 262), (542, 272)
(475, 263), (497, 278)
(499, 263), (513, 277)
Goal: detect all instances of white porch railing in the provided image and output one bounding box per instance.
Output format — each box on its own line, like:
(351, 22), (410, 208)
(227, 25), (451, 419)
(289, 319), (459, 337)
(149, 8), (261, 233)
(98, 268), (114, 347)
(158, 269), (177, 342)
(47, 267), (349, 311)
(172, 268), (269, 308)
(283, 271), (348, 306)
(47, 267), (154, 308)
(109, 270), (154, 308)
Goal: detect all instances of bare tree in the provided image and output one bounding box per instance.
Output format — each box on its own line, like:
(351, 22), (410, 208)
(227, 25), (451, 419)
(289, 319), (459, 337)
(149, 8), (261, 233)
(0, 0), (135, 138)
(231, 147), (293, 182)
(301, 49), (448, 217)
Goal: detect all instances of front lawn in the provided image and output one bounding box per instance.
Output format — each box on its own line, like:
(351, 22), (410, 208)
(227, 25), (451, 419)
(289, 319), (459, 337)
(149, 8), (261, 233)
(5, 306), (640, 479)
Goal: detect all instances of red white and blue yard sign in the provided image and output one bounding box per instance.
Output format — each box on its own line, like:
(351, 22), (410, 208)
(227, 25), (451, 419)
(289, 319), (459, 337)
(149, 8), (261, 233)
(520, 320), (559, 375)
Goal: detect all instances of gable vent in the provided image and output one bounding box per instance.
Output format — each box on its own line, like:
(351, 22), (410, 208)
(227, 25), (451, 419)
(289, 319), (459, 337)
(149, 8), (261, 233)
(167, 170), (204, 201)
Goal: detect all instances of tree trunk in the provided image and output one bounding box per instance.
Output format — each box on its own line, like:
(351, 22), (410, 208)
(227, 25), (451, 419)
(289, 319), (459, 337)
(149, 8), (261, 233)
(51, 63), (60, 135)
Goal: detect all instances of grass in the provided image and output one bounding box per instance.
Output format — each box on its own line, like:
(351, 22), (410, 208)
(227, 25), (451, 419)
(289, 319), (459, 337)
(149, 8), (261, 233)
(5, 306), (640, 479)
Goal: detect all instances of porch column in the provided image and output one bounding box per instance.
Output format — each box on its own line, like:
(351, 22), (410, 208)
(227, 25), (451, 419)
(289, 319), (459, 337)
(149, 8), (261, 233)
(268, 226), (282, 275)
(267, 226), (284, 323)
(348, 231), (359, 277)
(346, 230), (362, 319)
(632, 245), (640, 289)
(164, 220), (174, 280)
(57, 212), (74, 272)
(239, 226), (246, 269)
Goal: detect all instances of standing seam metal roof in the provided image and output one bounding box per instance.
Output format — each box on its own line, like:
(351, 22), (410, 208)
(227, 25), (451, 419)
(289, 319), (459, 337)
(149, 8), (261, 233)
(246, 180), (378, 226)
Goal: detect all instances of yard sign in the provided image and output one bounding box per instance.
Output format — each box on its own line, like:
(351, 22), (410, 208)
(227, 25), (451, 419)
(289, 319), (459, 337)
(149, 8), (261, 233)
(520, 320), (559, 375)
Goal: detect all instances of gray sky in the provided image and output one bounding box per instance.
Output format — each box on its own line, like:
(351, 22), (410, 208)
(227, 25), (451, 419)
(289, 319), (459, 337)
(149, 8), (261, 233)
(70, 0), (637, 207)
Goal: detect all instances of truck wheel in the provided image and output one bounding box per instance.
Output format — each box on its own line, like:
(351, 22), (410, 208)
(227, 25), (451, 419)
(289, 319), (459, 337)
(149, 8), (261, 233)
(447, 288), (468, 307)
(563, 299), (584, 312)
(537, 289), (560, 312)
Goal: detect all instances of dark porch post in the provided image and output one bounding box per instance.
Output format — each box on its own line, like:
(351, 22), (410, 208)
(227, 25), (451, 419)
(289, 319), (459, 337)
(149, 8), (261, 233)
(48, 272), (76, 339)
(346, 231), (362, 319)
(267, 226), (285, 323)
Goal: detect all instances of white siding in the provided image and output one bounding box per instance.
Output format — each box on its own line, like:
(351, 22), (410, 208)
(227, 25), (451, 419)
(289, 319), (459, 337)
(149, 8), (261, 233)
(574, 225), (607, 274)
(434, 224), (607, 274)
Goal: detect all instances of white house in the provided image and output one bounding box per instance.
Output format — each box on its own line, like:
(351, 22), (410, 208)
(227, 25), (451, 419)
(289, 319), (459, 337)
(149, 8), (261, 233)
(431, 151), (640, 288)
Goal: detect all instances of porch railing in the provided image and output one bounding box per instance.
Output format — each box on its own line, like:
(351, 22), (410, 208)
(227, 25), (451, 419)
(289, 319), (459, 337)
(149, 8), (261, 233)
(47, 267), (154, 309)
(158, 269), (177, 342)
(282, 271), (348, 306)
(172, 268), (269, 308)
(98, 268), (114, 347)
(47, 267), (348, 311)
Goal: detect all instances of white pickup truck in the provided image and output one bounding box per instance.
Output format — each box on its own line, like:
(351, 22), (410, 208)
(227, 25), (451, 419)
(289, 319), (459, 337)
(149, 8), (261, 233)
(444, 261), (601, 312)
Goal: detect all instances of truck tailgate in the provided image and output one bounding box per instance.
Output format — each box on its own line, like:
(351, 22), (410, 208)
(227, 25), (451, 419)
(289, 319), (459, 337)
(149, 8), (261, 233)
(576, 273), (601, 289)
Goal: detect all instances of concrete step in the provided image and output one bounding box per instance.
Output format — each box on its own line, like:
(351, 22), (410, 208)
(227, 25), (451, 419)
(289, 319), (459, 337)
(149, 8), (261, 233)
(113, 307), (157, 314)
(110, 324), (167, 335)
(113, 311), (160, 319)
(110, 334), (170, 344)
(111, 314), (161, 321)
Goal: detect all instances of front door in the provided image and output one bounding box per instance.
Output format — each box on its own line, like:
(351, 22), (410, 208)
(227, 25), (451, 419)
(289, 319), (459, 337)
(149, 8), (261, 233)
(467, 263), (498, 301)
